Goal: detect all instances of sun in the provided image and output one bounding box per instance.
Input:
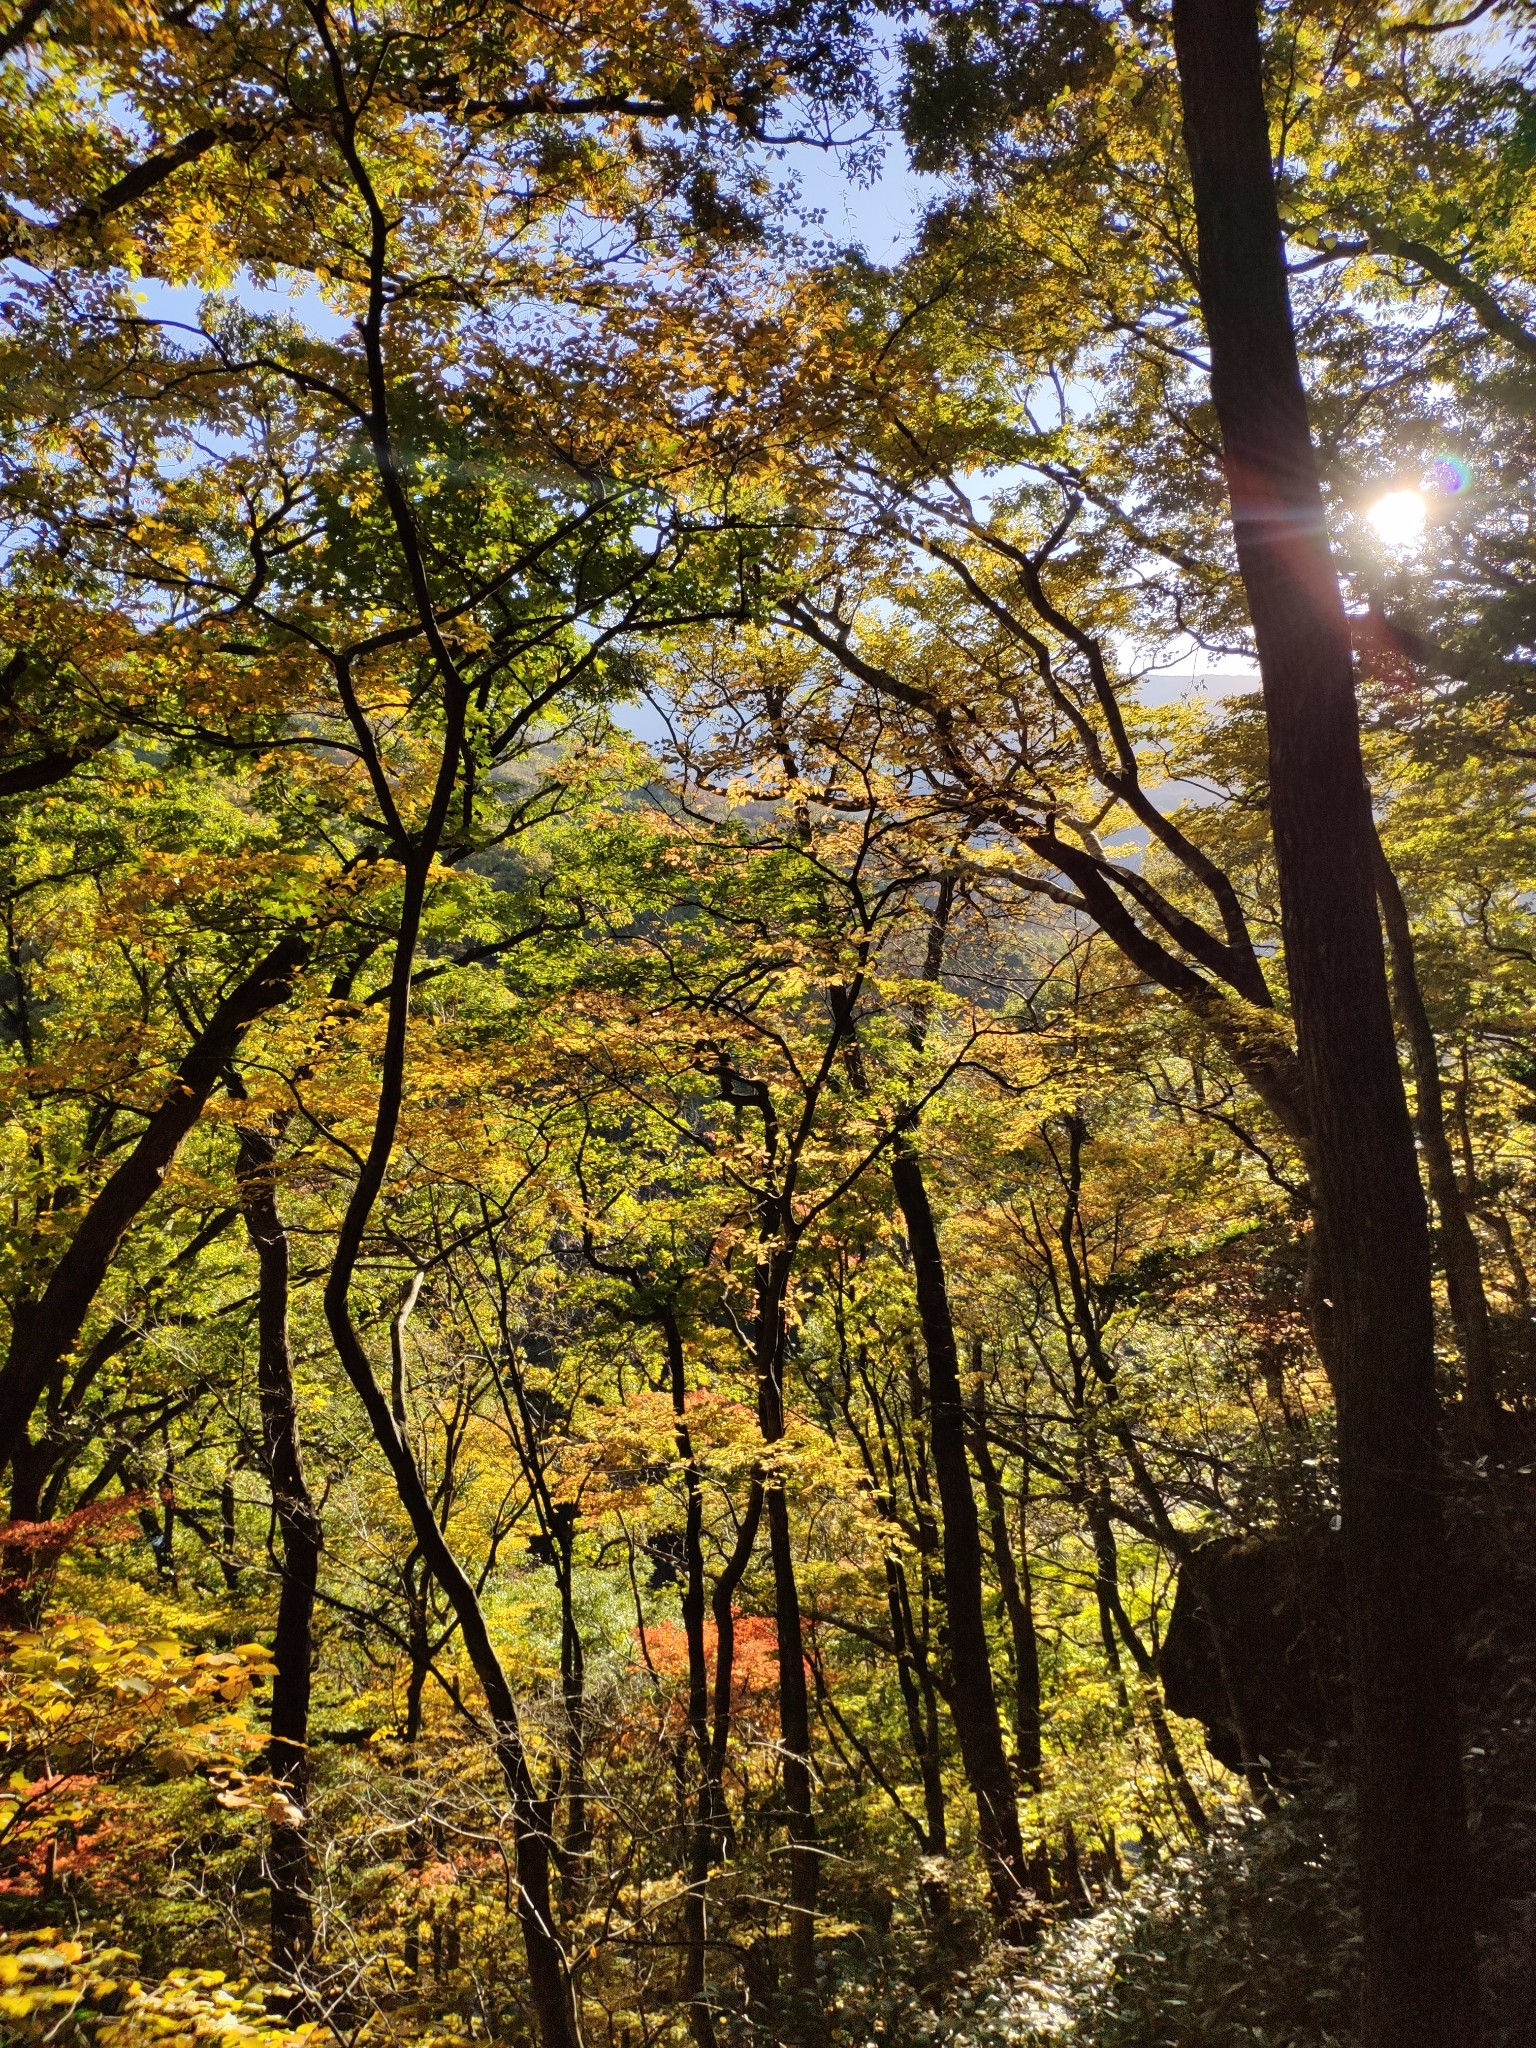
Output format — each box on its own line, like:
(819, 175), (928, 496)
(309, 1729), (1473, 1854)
(1368, 488), (1428, 549)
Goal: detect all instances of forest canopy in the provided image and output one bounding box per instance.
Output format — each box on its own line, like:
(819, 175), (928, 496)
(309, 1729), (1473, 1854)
(0, 2), (1533, 2045)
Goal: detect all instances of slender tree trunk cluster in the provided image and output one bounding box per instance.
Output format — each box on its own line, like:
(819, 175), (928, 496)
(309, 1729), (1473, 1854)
(890, 1139), (1038, 1935)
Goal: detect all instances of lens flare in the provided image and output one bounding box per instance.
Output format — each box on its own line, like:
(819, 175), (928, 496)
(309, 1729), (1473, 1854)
(1425, 456), (1470, 497)
(1368, 489), (1428, 548)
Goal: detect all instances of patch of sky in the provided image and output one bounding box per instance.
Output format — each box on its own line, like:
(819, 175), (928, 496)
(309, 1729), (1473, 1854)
(607, 123), (942, 754)
(127, 270), (354, 342)
(1136, 652), (1261, 710)
(770, 132), (942, 264)
(756, 22), (941, 266)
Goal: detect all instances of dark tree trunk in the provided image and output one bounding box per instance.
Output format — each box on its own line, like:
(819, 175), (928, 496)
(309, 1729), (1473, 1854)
(401, 1560), (430, 1984)
(236, 1118), (322, 1981)
(753, 1244), (820, 2021)
(404, 1557), (431, 1743)
(705, 1477), (765, 1867)
(677, 1470), (765, 2048)
(1168, 3), (1477, 2038)
(967, 1366), (1043, 1791)
(0, 935), (306, 1480)
(324, 856), (579, 2048)
(218, 1473), (242, 1594)
(657, 1307), (718, 2048)
(885, 1551), (951, 1918)
(1371, 836), (1500, 1445)
(553, 1529), (588, 1867)
(890, 1140), (1036, 1936)
(7, 1440), (44, 1526)
(894, 1389), (951, 1892)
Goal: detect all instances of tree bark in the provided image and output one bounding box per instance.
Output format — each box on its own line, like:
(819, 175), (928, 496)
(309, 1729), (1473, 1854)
(323, 857), (580, 2048)
(890, 1139), (1037, 1936)
(235, 1116), (321, 1982)
(884, 1552), (949, 1871)
(967, 1361), (1043, 1792)
(0, 934), (307, 1480)
(1371, 834), (1500, 1445)
(1169, 3), (1478, 2037)
(752, 1243), (820, 2023)
(551, 1519), (588, 1868)
(705, 1476), (765, 1865)
(657, 1306), (718, 2048)
(680, 1471), (763, 2047)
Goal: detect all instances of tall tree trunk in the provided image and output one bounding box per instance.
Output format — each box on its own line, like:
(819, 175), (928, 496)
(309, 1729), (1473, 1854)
(896, 1378), (952, 1890)
(1371, 835), (1500, 1444)
(885, 1553), (949, 1861)
(553, 1530), (589, 1867)
(657, 1307), (718, 2048)
(403, 1555), (431, 1743)
(681, 1471), (763, 2048)
(1169, 3), (1477, 2037)
(324, 855), (579, 2048)
(889, 1140), (1036, 1936)
(752, 1244), (820, 2023)
(401, 1551), (431, 1983)
(235, 1117), (322, 1982)
(967, 1364), (1042, 1792)
(705, 1477), (765, 1866)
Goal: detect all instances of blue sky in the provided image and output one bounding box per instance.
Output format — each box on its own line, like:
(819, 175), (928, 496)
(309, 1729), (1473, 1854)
(777, 135), (939, 261)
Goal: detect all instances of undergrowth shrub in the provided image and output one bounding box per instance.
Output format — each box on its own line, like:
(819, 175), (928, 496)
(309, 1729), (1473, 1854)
(806, 1798), (1360, 2048)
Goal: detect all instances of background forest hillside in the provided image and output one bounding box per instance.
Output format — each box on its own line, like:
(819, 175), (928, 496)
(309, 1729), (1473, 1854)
(0, 1), (1533, 2044)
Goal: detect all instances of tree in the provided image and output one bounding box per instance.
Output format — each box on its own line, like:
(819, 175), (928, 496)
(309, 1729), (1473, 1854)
(1168, 2), (1476, 2036)
(233, 1104), (322, 1983)
(0, 930), (307, 1520)
(2, 0), (1534, 2034)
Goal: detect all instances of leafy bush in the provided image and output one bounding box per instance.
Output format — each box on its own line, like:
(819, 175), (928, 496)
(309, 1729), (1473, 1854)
(0, 1617), (279, 1898)
(948, 1801), (1359, 2048)
(0, 1928), (326, 2046)
(794, 1801), (1359, 2048)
